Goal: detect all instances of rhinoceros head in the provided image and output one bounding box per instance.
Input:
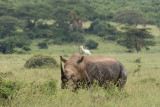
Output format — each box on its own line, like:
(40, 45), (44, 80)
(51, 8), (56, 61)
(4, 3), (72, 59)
(60, 53), (85, 89)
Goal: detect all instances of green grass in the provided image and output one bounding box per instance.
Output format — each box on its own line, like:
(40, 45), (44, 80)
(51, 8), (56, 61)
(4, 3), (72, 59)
(0, 25), (160, 106)
(0, 52), (160, 107)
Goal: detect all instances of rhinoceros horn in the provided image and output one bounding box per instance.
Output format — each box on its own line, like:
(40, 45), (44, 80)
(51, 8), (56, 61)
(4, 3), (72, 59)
(60, 59), (70, 89)
(61, 61), (69, 80)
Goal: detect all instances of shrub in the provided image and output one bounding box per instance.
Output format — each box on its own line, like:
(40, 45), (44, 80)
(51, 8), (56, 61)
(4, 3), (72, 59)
(97, 32), (106, 37)
(0, 79), (22, 99)
(0, 35), (31, 54)
(53, 38), (63, 45)
(14, 34), (31, 48)
(0, 37), (16, 54)
(85, 39), (98, 49)
(88, 18), (101, 31)
(15, 49), (28, 54)
(105, 23), (118, 35)
(133, 64), (141, 74)
(69, 32), (85, 43)
(24, 28), (36, 39)
(24, 54), (57, 68)
(93, 21), (106, 34)
(40, 79), (57, 95)
(88, 19), (118, 38)
(22, 45), (31, 51)
(26, 79), (57, 96)
(38, 42), (48, 49)
(134, 57), (141, 63)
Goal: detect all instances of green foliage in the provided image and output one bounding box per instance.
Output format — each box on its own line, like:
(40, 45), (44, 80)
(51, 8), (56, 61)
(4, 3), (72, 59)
(69, 32), (85, 43)
(15, 2), (51, 30)
(50, 0), (94, 20)
(50, 0), (95, 41)
(0, 37), (16, 54)
(134, 57), (142, 74)
(90, 81), (128, 101)
(39, 79), (57, 95)
(134, 64), (141, 74)
(0, 35), (31, 54)
(89, 19), (105, 34)
(0, 16), (19, 38)
(134, 57), (141, 63)
(22, 45), (31, 51)
(0, 0), (14, 17)
(15, 34), (31, 48)
(85, 39), (98, 49)
(0, 78), (22, 100)
(23, 23), (53, 39)
(35, 23), (53, 38)
(53, 38), (64, 45)
(89, 19), (118, 38)
(38, 42), (48, 49)
(53, 32), (85, 44)
(113, 10), (146, 26)
(24, 54), (57, 68)
(15, 49), (29, 54)
(117, 28), (155, 52)
(28, 79), (57, 95)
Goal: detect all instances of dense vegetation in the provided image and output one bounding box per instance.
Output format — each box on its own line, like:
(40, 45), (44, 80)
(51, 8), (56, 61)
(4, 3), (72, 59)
(0, 0), (160, 53)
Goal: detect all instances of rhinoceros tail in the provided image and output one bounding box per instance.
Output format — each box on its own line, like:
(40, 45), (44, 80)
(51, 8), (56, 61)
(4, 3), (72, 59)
(117, 63), (127, 89)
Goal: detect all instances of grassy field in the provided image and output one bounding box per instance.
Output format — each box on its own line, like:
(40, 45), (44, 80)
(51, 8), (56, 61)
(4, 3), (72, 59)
(0, 25), (160, 107)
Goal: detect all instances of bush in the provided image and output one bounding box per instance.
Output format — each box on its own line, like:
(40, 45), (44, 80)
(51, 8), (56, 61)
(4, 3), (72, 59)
(89, 18), (101, 32)
(15, 49), (28, 54)
(26, 79), (57, 96)
(0, 37), (16, 54)
(53, 38), (64, 45)
(22, 45), (31, 51)
(0, 35), (31, 54)
(88, 19), (118, 38)
(0, 79), (22, 99)
(97, 32), (106, 37)
(38, 42), (48, 49)
(24, 28), (36, 39)
(85, 39), (98, 49)
(14, 34), (31, 48)
(93, 21), (106, 34)
(134, 57), (141, 63)
(105, 23), (118, 35)
(24, 54), (58, 68)
(69, 32), (85, 43)
(39, 79), (57, 95)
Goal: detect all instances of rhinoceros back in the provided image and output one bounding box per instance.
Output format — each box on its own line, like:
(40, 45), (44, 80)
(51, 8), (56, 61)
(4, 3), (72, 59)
(86, 61), (127, 88)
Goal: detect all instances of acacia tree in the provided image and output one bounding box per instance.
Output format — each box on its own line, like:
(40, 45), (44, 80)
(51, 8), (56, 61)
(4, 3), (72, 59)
(113, 10), (146, 27)
(0, 0), (14, 16)
(0, 0), (20, 38)
(51, 0), (94, 41)
(0, 16), (19, 38)
(15, 2), (51, 30)
(118, 28), (155, 52)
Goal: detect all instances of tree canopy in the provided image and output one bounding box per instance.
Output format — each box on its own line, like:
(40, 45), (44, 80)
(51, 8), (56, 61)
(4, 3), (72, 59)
(118, 28), (155, 52)
(0, 0), (159, 54)
(113, 10), (146, 26)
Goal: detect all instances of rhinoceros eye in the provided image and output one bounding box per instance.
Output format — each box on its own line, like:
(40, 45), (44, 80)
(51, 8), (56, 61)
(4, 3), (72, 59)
(65, 70), (68, 73)
(71, 74), (75, 79)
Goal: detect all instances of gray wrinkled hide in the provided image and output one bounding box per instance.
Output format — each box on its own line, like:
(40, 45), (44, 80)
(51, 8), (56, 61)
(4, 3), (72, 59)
(86, 62), (127, 88)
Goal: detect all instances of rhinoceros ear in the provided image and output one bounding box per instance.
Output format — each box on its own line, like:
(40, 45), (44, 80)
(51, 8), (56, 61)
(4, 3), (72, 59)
(60, 56), (67, 63)
(77, 56), (84, 64)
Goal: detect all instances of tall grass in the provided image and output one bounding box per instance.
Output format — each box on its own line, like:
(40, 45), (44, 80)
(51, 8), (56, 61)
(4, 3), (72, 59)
(0, 51), (160, 106)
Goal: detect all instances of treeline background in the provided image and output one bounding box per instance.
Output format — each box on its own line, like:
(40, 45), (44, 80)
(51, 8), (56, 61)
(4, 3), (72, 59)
(0, 0), (160, 54)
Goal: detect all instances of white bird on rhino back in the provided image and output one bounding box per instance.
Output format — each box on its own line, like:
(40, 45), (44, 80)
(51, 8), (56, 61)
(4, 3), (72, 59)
(80, 46), (91, 55)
